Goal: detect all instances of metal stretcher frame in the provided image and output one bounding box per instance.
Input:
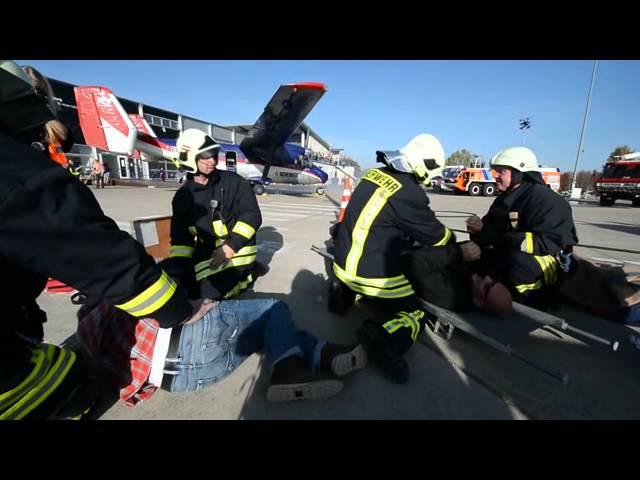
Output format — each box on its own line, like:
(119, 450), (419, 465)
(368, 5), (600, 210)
(311, 245), (619, 385)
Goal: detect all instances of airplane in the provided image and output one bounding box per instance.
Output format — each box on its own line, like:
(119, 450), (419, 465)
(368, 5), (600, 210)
(74, 82), (330, 195)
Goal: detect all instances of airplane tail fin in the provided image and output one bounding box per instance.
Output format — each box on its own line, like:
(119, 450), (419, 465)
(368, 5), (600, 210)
(75, 86), (176, 162)
(75, 86), (136, 155)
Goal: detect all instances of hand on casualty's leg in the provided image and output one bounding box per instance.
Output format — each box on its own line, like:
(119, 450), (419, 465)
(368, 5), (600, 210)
(460, 240), (482, 262)
(183, 299), (219, 325)
(465, 214), (483, 234)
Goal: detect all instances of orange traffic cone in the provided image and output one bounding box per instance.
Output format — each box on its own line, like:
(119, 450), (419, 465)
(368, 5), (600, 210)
(45, 278), (74, 293)
(337, 177), (352, 223)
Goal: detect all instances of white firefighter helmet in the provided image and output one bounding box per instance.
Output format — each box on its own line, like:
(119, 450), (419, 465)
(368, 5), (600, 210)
(490, 146), (538, 172)
(0, 60), (57, 137)
(175, 128), (220, 173)
(0, 59), (34, 86)
(377, 133), (445, 185)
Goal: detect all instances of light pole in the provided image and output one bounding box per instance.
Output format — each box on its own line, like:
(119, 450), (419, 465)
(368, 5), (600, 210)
(570, 60), (598, 197)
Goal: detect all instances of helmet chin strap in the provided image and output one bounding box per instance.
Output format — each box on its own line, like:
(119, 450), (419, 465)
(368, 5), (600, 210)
(197, 163), (218, 179)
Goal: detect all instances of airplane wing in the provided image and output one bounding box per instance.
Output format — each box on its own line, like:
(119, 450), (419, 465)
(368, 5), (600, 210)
(240, 82), (327, 162)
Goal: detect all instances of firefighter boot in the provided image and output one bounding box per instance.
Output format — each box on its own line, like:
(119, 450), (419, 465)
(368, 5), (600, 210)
(328, 279), (356, 315)
(356, 321), (410, 384)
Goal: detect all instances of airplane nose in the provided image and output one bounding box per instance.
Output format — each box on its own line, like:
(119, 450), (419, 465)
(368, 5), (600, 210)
(309, 165), (328, 183)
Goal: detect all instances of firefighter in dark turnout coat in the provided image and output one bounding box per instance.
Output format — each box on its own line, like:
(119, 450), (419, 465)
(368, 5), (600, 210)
(467, 146), (578, 310)
(330, 134), (481, 383)
(162, 129), (262, 301)
(0, 61), (211, 420)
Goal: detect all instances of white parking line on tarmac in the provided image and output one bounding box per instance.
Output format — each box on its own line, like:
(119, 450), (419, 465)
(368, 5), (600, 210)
(261, 202), (337, 211)
(261, 211), (308, 218)
(590, 257), (640, 266)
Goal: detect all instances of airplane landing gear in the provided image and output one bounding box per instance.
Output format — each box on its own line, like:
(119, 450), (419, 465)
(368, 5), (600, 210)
(253, 183), (266, 196)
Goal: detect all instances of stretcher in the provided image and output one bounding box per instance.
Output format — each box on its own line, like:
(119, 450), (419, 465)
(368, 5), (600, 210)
(311, 245), (620, 385)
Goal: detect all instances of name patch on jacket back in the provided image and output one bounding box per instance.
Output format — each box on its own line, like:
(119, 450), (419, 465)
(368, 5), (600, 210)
(363, 169), (402, 195)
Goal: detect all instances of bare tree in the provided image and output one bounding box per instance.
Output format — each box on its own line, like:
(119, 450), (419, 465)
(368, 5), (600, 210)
(608, 145), (634, 162)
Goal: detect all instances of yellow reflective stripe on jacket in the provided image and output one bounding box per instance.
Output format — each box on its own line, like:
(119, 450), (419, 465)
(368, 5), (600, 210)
(115, 271), (177, 317)
(334, 265), (414, 299)
(169, 245), (194, 258)
(533, 255), (558, 285)
(344, 169), (403, 277)
(433, 227), (452, 247)
(333, 263), (410, 289)
(0, 345), (77, 420)
(521, 232), (534, 254)
(345, 188), (391, 275)
(232, 221), (256, 240)
(515, 280), (543, 294)
(212, 220), (228, 238)
(0, 347), (50, 412)
(362, 168), (403, 195)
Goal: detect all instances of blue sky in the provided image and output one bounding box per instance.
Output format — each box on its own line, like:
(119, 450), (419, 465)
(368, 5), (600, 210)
(18, 60), (640, 172)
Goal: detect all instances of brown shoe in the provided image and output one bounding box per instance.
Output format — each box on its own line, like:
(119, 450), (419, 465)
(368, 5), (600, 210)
(267, 355), (343, 403)
(320, 343), (368, 377)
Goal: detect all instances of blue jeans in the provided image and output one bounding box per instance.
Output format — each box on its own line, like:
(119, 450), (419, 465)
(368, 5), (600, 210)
(166, 298), (325, 393)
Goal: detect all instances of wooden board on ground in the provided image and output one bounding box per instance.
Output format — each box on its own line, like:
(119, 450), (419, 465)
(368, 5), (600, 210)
(130, 215), (172, 261)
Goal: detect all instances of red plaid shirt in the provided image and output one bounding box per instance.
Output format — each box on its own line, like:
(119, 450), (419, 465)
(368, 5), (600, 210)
(77, 302), (160, 407)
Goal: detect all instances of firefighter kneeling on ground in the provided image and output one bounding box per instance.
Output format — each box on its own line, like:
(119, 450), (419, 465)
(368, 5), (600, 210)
(466, 146), (578, 311)
(329, 134), (482, 384)
(162, 129), (266, 302)
(0, 60), (213, 420)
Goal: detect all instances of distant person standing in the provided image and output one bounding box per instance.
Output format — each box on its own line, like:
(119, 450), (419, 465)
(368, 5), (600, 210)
(160, 168), (166, 182)
(92, 159), (104, 189)
(103, 163), (110, 186)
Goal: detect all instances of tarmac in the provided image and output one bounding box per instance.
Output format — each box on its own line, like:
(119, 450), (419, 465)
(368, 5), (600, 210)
(38, 183), (640, 419)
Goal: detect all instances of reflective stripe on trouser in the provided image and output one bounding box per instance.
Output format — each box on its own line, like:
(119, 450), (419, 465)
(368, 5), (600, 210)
(0, 344), (77, 420)
(194, 245), (257, 282)
(382, 310), (425, 342)
(333, 263), (414, 299)
(223, 273), (255, 299)
(169, 245), (194, 258)
(513, 254), (558, 294)
(115, 271), (177, 317)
